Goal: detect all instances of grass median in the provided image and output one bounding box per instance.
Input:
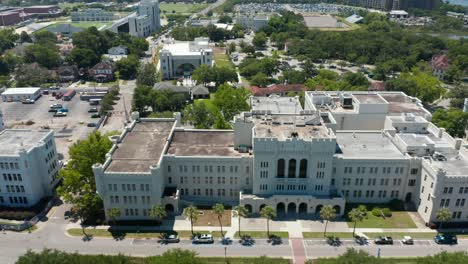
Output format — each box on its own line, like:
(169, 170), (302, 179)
(233, 231), (289, 239)
(364, 232), (437, 239)
(67, 228), (223, 239)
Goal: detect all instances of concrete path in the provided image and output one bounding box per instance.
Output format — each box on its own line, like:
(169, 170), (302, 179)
(291, 239), (306, 264)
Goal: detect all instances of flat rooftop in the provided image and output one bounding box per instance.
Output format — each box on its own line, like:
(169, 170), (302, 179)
(380, 93), (428, 115)
(353, 94), (386, 104)
(161, 39), (211, 56)
(2, 87), (40, 95)
(250, 96), (303, 114)
(166, 130), (247, 157)
(397, 133), (434, 147)
(254, 115), (332, 140)
(0, 129), (50, 156)
(105, 121), (174, 173)
(431, 153), (468, 176)
(336, 132), (406, 158)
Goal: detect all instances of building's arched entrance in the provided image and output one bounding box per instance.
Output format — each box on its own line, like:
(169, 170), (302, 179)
(298, 203), (308, 214)
(245, 204), (252, 213)
(165, 204), (174, 214)
(259, 204), (266, 212)
(287, 203), (297, 214)
(333, 205), (341, 215)
(277, 202), (285, 215)
(315, 205), (323, 214)
(175, 63), (196, 77)
(405, 192), (412, 202)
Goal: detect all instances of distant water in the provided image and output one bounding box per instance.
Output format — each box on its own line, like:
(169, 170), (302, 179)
(446, 0), (468, 7)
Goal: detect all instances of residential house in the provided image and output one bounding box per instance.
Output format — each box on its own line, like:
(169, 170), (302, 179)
(89, 61), (116, 82)
(57, 64), (79, 82)
(190, 85), (210, 99)
(431, 54), (449, 80)
(153, 82), (190, 99)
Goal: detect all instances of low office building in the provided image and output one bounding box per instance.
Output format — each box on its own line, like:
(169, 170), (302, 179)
(0, 129), (60, 208)
(1, 87), (41, 102)
(71, 8), (116, 22)
(93, 92), (468, 227)
(159, 38), (213, 80)
(235, 15), (269, 32)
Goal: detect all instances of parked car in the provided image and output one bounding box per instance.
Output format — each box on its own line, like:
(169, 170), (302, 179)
(327, 236), (341, 246)
(269, 235), (282, 245)
(87, 122), (97, 127)
(57, 107), (69, 113)
(161, 234), (180, 244)
(192, 234), (214, 244)
(49, 85), (60, 90)
(355, 236), (369, 245)
(402, 236), (414, 245)
(91, 113), (100, 118)
(21, 99), (35, 104)
(240, 235), (255, 246)
(434, 234), (457, 245)
(53, 112), (67, 117)
(50, 103), (62, 109)
(88, 107), (98, 113)
(42, 89), (49, 95)
(374, 236), (393, 245)
(220, 237), (233, 245)
(328, 65), (337, 69)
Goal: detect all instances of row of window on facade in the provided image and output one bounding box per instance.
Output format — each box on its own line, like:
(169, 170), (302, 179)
(109, 195), (151, 205)
(276, 159), (309, 178)
(342, 177), (402, 186)
(169, 165), (248, 174)
(342, 189), (400, 199)
(122, 208), (157, 217)
(107, 183), (151, 192)
(443, 187), (468, 195)
(2, 185), (26, 193)
(0, 196), (28, 204)
(179, 188), (238, 197)
(344, 166), (406, 175)
(2, 173), (23, 182)
(440, 198), (466, 207)
(0, 162), (20, 170)
(44, 139), (54, 150)
(169, 176), (248, 185)
(45, 149), (56, 163)
(47, 160), (58, 174)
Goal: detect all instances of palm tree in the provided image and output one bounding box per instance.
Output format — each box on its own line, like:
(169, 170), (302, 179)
(212, 203), (225, 237)
(320, 205), (337, 237)
(233, 205), (248, 237)
(348, 207), (366, 236)
(149, 204), (167, 225)
(106, 208), (121, 226)
(183, 206), (199, 236)
(436, 207), (452, 231)
(260, 206), (276, 238)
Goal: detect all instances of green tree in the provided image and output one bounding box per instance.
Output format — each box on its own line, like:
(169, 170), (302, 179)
(132, 85), (153, 113)
(228, 42), (236, 54)
(253, 32), (267, 48)
(149, 204), (167, 224)
(0, 28), (18, 53)
(160, 248), (204, 264)
(106, 208), (121, 226)
(57, 132), (112, 223)
(67, 48), (99, 68)
(280, 70), (308, 84)
(432, 109), (468, 138)
(116, 55), (140, 79)
(213, 84), (250, 121)
(15, 63), (54, 87)
(449, 85), (468, 109)
(213, 111), (231, 129)
(233, 205), (248, 237)
(19, 31), (32, 43)
(320, 205), (336, 237)
(348, 207), (366, 236)
(192, 64), (215, 85)
(136, 63), (157, 86)
(33, 31), (57, 45)
(436, 207), (452, 231)
(260, 205), (276, 238)
(250, 73), (269, 87)
(212, 203), (225, 237)
(128, 37), (149, 57)
(183, 206), (199, 236)
(218, 14), (233, 24)
(182, 102), (214, 129)
(24, 44), (61, 69)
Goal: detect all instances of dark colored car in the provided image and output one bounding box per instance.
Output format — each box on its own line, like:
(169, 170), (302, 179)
(220, 237), (233, 245)
(161, 234), (180, 244)
(435, 234), (457, 245)
(239, 235), (255, 246)
(91, 113), (101, 118)
(355, 236), (368, 245)
(88, 107), (98, 113)
(374, 236), (393, 245)
(327, 236), (341, 246)
(269, 235), (282, 245)
(87, 122), (97, 127)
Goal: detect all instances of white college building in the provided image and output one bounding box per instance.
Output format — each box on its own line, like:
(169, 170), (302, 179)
(159, 37), (213, 80)
(0, 129), (60, 207)
(93, 92), (468, 227)
(1, 87), (41, 102)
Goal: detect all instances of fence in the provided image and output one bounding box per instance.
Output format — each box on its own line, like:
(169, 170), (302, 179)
(0, 198), (56, 232)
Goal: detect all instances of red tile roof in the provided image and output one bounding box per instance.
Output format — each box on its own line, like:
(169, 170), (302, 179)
(431, 54), (449, 71)
(249, 84), (307, 96)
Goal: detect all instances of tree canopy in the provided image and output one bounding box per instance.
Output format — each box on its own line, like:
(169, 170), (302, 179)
(432, 109), (468, 138)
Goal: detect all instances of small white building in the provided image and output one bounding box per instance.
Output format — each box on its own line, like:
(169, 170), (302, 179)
(159, 37), (213, 80)
(1, 87), (41, 102)
(108, 46), (128, 55)
(389, 10), (409, 19)
(0, 129), (60, 207)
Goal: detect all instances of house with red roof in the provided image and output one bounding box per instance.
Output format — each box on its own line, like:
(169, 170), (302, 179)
(249, 84), (307, 97)
(431, 54), (449, 80)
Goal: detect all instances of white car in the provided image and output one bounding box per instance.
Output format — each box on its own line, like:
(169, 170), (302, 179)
(402, 236), (414, 245)
(192, 234), (214, 244)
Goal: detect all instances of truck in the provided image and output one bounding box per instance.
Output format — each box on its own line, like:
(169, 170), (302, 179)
(63, 89), (76, 101)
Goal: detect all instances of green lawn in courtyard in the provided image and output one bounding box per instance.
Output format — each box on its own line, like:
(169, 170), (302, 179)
(347, 211), (417, 228)
(194, 93), (218, 112)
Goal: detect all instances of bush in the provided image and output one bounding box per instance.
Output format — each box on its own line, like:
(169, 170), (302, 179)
(382, 208), (392, 217)
(371, 208), (381, 217)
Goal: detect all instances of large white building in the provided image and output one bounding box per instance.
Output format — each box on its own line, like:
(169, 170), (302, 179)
(71, 8), (116, 22)
(0, 129), (60, 207)
(1, 87), (41, 102)
(159, 38), (213, 80)
(128, 0), (160, 37)
(93, 92), (468, 227)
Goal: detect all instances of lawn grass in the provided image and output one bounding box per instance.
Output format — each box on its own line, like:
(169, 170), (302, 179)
(214, 47), (234, 69)
(193, 209), (231, 227)
(203, 258), (289, 264)
(233, 231), (289, 239)
(194, 93), (218, 113)
(160, 3), (209, 14)
(303, 232), (354, 239)
(364, 232), (437, 239)
(347, 211), (417, 229)
(67, 228), (223, 239)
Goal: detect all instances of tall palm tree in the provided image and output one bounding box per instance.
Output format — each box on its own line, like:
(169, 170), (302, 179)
(212, 203), (225, 237)
(106, 208), (121, 226)
(260, 206), (276, 238)
(348, 207), (366, 236)
(183, 206), (199, 236)
(233, 205), (248, 237)
(436, 207), (452, 231)
(149, 204), (167, 225)
(320, 205), (337, 237)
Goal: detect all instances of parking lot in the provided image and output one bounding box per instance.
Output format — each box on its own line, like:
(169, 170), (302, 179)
(303, 239), (435, 247)
(0, 89), (98, 160)
(132, 238), (289, 247)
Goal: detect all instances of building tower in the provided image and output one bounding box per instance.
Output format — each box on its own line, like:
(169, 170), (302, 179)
(464, 98), (468, 113)
(0, 109), (4, 131)
(139, 0), (160, 32)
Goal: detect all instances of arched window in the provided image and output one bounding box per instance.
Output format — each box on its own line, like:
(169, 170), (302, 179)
(299, 159), (308, 178)
(277, 159), (285, 178)
(288, 159), (296, 178)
